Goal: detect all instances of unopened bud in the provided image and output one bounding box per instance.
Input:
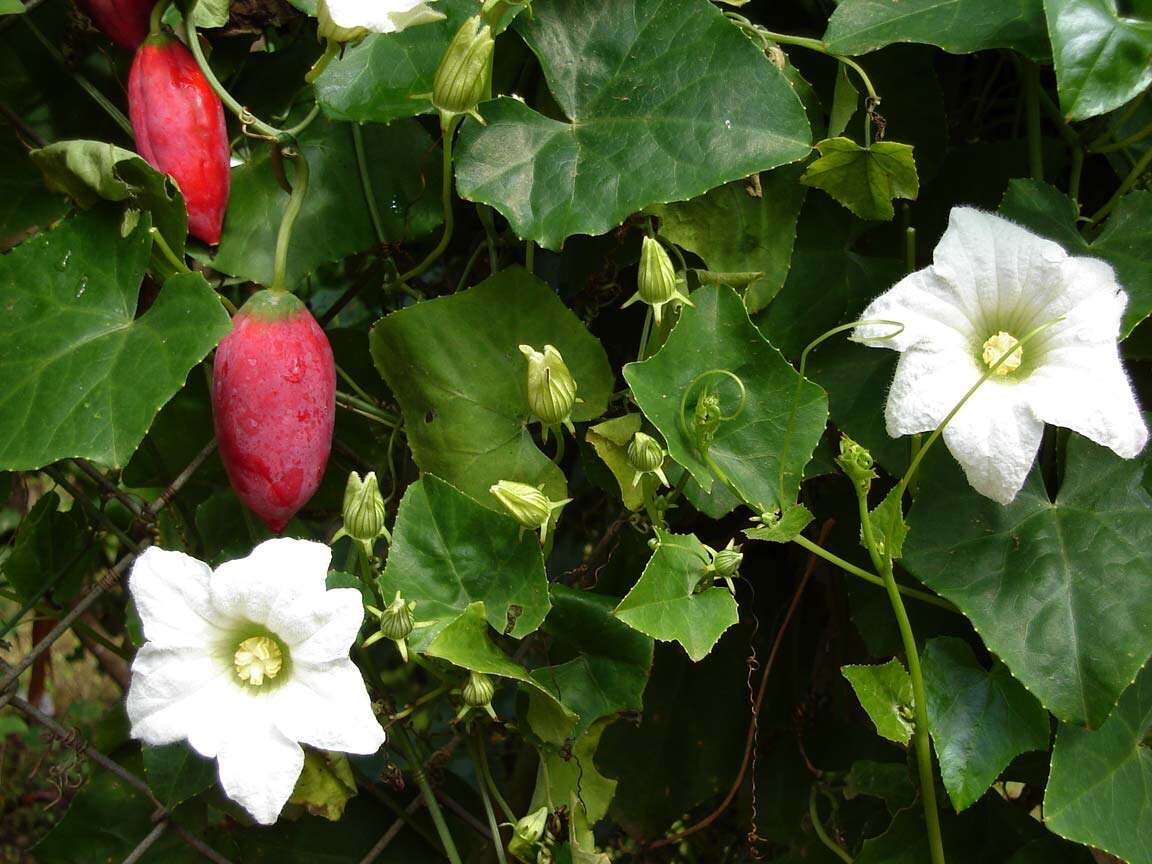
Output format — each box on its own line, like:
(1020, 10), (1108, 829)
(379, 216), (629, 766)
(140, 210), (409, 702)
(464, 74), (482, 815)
(623, 236), (693, 326)
(463, 671), (496, 707)
(342, 471), (386, 543)
(489, 480), (571, 544)
(378, 592), (416, 642)
(836, 434), (876, 490)
(519, 344), (579, 438)
(627, 432), (669, 488)
(711, 545), (743, 579)
(508, 806), (549, 862)
(433, 15), (494, 121)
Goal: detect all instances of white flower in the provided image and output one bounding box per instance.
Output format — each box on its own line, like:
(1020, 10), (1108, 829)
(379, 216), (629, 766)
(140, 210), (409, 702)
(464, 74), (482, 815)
(853, 207), (1147, 504)
(126, 539), (384, 825)
(325, 0), (444, 34)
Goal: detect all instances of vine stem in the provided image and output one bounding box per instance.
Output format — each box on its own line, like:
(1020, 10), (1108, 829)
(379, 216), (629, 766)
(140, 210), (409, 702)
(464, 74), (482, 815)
(809, 787), (853, 863)
(335, 391), (402, 428)
(353, 123), (386, 245)
(398, 116), (462, 284)
(474, 732), (515, 821)
(270, 150), (310, 292)
(470, 733), (509, 864)
(855, 486), (945, 864)
(393, 725), (464, 864)
(789, 535), (954, 611)
(636, 306), (653, 361)
(1089, 142), (1152, 225)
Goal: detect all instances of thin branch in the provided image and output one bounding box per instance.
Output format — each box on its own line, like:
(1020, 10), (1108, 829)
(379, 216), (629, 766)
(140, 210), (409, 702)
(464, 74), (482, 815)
(359, 796), (424, 864)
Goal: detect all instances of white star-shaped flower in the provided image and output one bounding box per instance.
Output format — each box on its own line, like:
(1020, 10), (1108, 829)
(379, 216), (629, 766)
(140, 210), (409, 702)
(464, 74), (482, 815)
(853, 206), (1147, 504)
(126, 539), (385, 825)
(325, 0), (444, 34)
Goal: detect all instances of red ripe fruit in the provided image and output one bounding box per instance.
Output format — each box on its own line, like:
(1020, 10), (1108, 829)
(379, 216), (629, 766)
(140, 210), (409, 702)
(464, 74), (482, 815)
(212, 291), (335, 533)
(128, 35), (230, 245)
(77, 0), (156, 50)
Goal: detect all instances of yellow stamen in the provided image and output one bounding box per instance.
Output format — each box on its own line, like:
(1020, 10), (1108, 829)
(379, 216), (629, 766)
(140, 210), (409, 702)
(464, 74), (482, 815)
(981, 331), (1023, 376)
(234, 636), (283, 687)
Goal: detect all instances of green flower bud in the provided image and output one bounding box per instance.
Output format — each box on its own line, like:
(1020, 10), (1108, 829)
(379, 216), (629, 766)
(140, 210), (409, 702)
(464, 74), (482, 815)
(627, 431), (669, 488)
(711, 545), (743, 580)
(836, 434), (876, 491)
(316, 0), (368, 43)
(508, 806), (549, 863)
(462, 671), (496, 708)
(342, 471), (387, 543)
(622, 236), (694, 326)
(519, 344), (579, 438)
(432, 15), (495, 121)
(378, 591), (416, 642)
(489, 480), (571, 544)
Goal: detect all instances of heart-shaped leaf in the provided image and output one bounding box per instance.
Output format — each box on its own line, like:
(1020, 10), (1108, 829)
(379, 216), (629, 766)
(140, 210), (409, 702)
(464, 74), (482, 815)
(453, 0), (811, 249)
(800, 137), (919, 222)
(842, 659), (914, 746)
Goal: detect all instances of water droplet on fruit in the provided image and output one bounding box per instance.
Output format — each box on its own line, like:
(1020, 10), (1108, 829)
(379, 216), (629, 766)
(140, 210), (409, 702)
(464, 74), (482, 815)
(297, 410), (311, 422)
(283, 358), (305, 383)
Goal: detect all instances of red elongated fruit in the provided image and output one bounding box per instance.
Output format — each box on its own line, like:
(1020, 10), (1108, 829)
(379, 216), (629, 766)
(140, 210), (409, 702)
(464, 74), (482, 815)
(128, 35), (230, 244)
(77, 0), (156, 50)
(212, 291), (335, 533)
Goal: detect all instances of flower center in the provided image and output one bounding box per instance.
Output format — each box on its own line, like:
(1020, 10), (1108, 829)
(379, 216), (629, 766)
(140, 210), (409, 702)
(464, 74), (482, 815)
(981, 331), (1023, 376)
(233, 636), (283, 687)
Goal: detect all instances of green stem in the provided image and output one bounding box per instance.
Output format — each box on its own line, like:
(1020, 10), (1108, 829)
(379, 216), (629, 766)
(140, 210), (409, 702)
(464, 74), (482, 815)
(790, 534), (955, 611)
(149, 0), (169, 36)
(149, 227), (191, 275)
(1089, 143), (1152, 225)
(475, 733), (515, 821)
(305, 39), (340, 84)
(399, 117), (461, 284)
(477, 204), (500, 273)
(1022, 59), (1043, 182)
(283, 103), (322, 139)
(336, 364), (377, 404)
(394, 725), (464, 864)
(184, 16), (291, 142)
(809, 788), (853, 864)
(636, 306), (653, 362)
(855, 489), (945, 864)
(24, 18), (132, 137)
(353, 123), (386, 245)
(270, 150), (310, 292)
(471, 734), (510, 864)
(455, 242), (486, 293)
(335, 391), (402, 428)
(1091, 119), (1152, 154)
(525, 240), (535, 274)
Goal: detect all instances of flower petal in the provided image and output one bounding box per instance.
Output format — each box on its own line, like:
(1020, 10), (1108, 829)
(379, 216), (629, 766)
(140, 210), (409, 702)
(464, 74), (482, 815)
(272, 659), (385, 754)
(129, 548), (228, 649)
(853, 268), (976, 352)
(1025, 345), (1148, 459)
(269, 587), (365, 663)
(326, 0), (443, 33)
(939, 382), (1045, 505)
(216, 709), (304, 826)
(209, 538), (331, 629)
(930, 207), (1070, 335)
(884, 344), (983, 436)
(127, 643), (236, 757)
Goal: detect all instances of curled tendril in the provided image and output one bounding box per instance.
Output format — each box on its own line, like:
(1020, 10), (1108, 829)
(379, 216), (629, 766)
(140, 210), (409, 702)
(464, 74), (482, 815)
(678, 369), (748, 456)
(776, 319), (905, 504)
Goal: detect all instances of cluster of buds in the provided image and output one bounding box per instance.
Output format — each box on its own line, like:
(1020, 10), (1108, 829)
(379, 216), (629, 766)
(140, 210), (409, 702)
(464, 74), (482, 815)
(490, 480), (571, 545)
(622, 236), (693, 326)
(519, 344), (580, 442)
(626, 431), (669, 488)
(698, 539), (743, 595)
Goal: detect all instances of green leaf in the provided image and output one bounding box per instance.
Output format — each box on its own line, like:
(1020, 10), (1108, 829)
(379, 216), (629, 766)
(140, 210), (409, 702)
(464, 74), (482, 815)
(370, 267), (613, 504)
(142, 742), (217, 809)
(0, 0), (24, 13)
(744, 503), (814, 543)
(922, 637), (1050, 812)
(1044, 663), (1152, 864)
(585, 414), (651, 511)
(288, 751), (358, 822)
(0, 133), (64, 238)
(647, 166), (807, 313)
(904, 434), (1152, 726)
(844, 760), (916, 814)
(30, 139), (188, 257)
(800, 137), (919, 222)
(531, 721), (618, 828)
(624, 284), (828, 514)
(828, 65), (860, 140)
(211, 118), (441, 288)
(842, 659), (914, 746)
(1, 491), (94, 604)
(0, 207), (231, 470)
(530, 585), (654, 738)
(424, 602), (577, 744)
(314, 0), (501, 124)
(613, 532), (738, 662)
(869, 487), (908, 560)
(1000, 178), (1152, 336)
(824, 0), (1050, 60)
(454, 0), (811, 249)
(378, 475), (551, 650)
(1045, 0), (1152, 121)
